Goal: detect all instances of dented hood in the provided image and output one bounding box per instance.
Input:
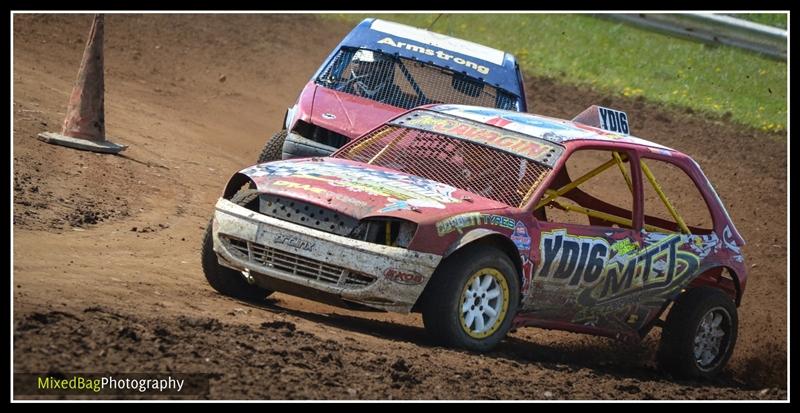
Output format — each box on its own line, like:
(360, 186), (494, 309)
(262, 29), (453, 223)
(237, 158), (508, 222)
(310, 86), (404, 138)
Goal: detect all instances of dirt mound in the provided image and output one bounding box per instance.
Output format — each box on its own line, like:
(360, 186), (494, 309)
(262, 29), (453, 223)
(12, 14), (786, 398)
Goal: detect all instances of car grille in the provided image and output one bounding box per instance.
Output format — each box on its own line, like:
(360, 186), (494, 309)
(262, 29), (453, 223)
(220, 235), (376, 288)
(258, 194), (360, 237)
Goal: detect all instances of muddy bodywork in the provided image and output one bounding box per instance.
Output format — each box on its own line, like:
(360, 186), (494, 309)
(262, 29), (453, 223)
(213, 198), (441, 313)
(212, 157), (507, 312)
(410, 105), (747, 342)
(226, 158), (510, 255)
(213, 105), (746, 343)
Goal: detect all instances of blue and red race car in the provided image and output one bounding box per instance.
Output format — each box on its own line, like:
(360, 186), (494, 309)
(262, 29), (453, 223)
(257, 18), (527, 162)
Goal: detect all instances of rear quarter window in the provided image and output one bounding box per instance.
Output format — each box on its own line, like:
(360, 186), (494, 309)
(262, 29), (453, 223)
(640, 156), (714, 234)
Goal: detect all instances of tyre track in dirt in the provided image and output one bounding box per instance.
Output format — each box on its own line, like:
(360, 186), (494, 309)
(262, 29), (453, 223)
(13, 306), (783, 400)
(12, 14), (787, 399)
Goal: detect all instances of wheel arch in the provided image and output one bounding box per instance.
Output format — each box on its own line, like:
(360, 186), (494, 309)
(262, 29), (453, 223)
(223, 173), (257, 199)
(686, 265), (743, 306)
(639, 265), (742, 339)
(413, 229), (524, 312)
(443, 229), (524, 280)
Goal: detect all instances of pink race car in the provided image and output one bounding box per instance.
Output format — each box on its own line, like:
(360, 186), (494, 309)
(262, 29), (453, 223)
(204, 104), (746, 380)
(257, 18), (527, 162)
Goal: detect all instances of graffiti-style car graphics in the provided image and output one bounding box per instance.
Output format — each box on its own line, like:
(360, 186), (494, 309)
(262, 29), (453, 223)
(256, 18), (527, 162)
(204, 104), (746, 379)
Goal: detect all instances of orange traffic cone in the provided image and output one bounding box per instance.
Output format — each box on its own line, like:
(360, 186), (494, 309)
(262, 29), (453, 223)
(37, 14), (127, 154)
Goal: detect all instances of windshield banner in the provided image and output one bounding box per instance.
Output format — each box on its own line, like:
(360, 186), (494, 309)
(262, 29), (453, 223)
(393, 111), (564, 167)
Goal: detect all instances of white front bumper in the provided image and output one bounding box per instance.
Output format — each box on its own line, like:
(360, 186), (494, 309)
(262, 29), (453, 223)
(212, 198), (442, 313)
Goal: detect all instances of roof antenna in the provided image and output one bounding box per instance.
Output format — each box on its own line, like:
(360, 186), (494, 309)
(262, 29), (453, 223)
(427, 13), (443, 31)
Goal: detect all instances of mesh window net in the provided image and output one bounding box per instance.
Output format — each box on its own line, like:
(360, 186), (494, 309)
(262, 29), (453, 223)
(335, 124), (552, 208)
(316, 48), (519, 111)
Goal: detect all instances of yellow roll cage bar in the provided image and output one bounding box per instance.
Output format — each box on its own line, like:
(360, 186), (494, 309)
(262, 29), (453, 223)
(535, 151), (691, 234)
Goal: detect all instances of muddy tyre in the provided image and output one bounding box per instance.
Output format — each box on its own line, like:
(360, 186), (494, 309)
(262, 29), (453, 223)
(421, 246), (519, 352)
(657, 287), (738, 380)
(257, 130), (287, 163)
(201, 189), (272, 301)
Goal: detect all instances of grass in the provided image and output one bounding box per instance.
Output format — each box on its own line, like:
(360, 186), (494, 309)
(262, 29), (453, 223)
(729, 13), (788, 29)
(326, 13), (787, 135)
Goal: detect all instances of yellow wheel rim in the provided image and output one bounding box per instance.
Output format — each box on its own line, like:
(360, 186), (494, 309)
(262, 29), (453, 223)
(459, 268), (510, 339)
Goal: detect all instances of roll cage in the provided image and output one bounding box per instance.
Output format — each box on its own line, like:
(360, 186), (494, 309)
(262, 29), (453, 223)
(534, 148), (701, 235)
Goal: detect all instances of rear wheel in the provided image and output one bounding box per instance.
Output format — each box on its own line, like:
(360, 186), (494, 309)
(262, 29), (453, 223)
(257, 130), (287, 163)
(201, 189), (272, 301)
(421, 246), (519, 352)
(657, 287), (738, 379)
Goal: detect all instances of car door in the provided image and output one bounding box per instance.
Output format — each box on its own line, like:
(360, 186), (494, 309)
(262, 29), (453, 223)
(522, 147), (651, 336)
(634, 152), (720, 316)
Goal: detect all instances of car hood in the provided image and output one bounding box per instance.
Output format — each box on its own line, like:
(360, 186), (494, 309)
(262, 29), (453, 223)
(310, 85), (404, 138)
(237, 158), (508, 222)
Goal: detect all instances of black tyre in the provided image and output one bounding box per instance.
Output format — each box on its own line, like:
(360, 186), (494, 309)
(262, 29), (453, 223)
(657, 286), (738, 380)
(282, 133), (337, 159)
(201, 189), (272, 301)
(421, 245), (519, 352)
(257, 130), (288, 163)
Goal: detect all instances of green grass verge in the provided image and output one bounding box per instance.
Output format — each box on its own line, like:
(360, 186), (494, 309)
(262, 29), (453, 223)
(325, 13), (787, 134)
(729, 13), (788, 29)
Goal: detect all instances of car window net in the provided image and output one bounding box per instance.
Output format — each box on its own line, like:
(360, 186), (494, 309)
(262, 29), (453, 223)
(316, 48), (519, 111)
(335, 125), (551, 208)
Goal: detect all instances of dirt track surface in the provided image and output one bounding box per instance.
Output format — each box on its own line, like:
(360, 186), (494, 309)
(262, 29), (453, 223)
(13, 14), (787, 400)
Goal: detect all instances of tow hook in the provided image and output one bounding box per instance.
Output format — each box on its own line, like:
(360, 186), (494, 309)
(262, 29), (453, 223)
(241, 268), (255, 284)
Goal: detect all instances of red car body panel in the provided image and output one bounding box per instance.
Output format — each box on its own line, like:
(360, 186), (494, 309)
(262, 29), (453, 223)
(302, 83), (406, 139)
(511, 139), (747, 341)
(235, 105), (747, 343)
(241, 157), (508, 230)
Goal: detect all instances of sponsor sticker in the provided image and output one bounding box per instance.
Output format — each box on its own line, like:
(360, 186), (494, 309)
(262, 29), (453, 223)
(272, 233), (315, 252)
(272, 180), (328, 194)
(376, 37), (491, 75)
(242, 162), (460, 211)
(536, 229), (699, 303)
(370, 19), (505, 65)
(510, 221), (531, 252)
(436, 212), (515, 236)
(394, 111), (563, 166)
(384, 268), (424, 285)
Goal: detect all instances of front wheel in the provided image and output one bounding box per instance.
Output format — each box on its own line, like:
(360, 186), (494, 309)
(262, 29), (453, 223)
(421, 246), (519, 352)
(201, 188), (273, 301)
(201, 221), (273, 301)
(657, 286), (738, 380)
(257, 130), (288, 163)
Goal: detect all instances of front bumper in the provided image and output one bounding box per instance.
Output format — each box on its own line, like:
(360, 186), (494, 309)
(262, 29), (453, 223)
(212, 198), (442, 313)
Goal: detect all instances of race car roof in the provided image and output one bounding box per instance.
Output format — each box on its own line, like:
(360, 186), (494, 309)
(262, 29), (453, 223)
(337, 18), (522, 97)
(428, 104), (676, 152)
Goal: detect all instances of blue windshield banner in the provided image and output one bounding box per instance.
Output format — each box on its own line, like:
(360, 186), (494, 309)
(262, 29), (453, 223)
(329, 19), (522, 98)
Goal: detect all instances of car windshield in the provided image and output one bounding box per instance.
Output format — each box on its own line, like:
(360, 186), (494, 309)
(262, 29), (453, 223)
(316, 48), (521, 111)
(334, 111), (560, 207)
